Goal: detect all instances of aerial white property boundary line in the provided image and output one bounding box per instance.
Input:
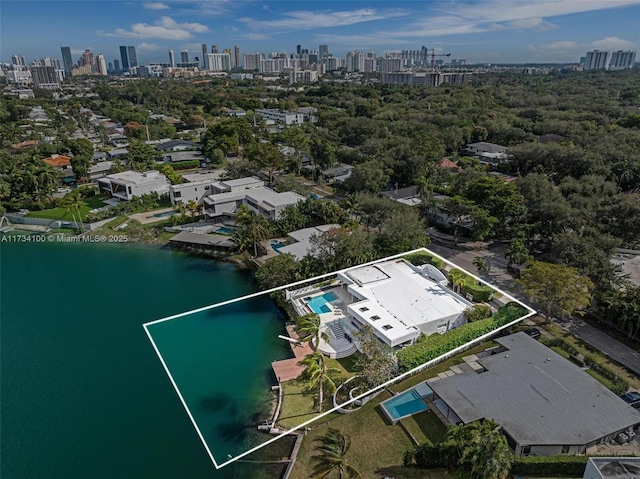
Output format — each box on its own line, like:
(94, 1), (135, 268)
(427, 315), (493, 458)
(142, 248), (536, 469)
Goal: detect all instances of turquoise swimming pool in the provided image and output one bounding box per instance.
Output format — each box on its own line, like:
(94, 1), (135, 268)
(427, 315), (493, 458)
(306, 291), (339, 314)
(380, 382), (434, 422)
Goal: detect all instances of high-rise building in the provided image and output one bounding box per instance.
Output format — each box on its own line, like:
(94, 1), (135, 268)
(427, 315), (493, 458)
(296, 44), (302, 55)
(114, 59), (120, 72)
(609, 50), (636, 70)
(30, 65), (60, 89)
(234, 45), (240, 68)
(168, 50), (175, 68)
(11, 55), (26, 67)
(127, 46), (137, 68)
(319, 44), (328, 59)
(379, 57), (402, 72)
(108, 62), (113, 74)
(119, 46), (129, 70)
(82, 49), (94, 71)
(223, 48), (233, 59)
(61, 46), (73, 74)
(212, 45), (218, 54)
(584, 50), (610, 70)
(202, 44), (208, 68)
(346, 51), (365, 72)
(243, 53), (263, 71)
(180, 49), (189, 64)
(204, 53), (231, 71)
(96, 54), (107, 75)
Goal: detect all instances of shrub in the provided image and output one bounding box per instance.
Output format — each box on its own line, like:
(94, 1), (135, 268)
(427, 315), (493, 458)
(464, 304), (492, 322)
(510, 455), (588, 476)
(404, 251), (444, 270)
(448, 268), (493, 302)
(397, 303), (527, 371)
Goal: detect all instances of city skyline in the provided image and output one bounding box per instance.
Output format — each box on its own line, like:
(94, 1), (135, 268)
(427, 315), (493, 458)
(1, 0), (639, 66)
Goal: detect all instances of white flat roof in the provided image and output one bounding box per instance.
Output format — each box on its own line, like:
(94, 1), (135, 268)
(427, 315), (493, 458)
(245, 188), (304, 207)
(221, 177), (263, 189)
(103, 170), (164, 185)
(344, 260), (470, 345)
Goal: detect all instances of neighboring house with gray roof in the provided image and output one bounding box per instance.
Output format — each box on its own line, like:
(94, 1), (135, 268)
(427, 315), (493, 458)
(277, 224), (341, 260)
(463, 141), (509, 165)
(428, 333), (640, 456)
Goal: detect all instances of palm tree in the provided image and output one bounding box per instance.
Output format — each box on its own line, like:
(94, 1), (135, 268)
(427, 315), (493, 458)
(60, 190), (85, 231)
(299, 352), (339, 413)
(311, 428), (362, 479)
(295, 313), (329, 351)
(235, 204), (270, 257)
(473, 256), (490, 273)
(186, 199), (200, 222)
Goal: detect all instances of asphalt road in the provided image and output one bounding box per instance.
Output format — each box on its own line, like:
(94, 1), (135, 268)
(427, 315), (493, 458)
(427, 240), (640, 378)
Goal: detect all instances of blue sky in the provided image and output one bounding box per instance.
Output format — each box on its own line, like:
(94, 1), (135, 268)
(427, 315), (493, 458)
(1, 0), (639, 65)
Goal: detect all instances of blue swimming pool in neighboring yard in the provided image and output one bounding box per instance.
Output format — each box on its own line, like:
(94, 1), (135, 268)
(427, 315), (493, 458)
(270, 240), (286, 252)
(306, 291), (339, 314)
(380, 382), (434, 422)
(152, 211), (175, 218)
(215, 226), (235, 235)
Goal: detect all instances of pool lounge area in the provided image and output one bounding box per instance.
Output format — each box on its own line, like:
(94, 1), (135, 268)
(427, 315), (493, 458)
(380, 382), (434, 423)
(305, 291), (339, 314)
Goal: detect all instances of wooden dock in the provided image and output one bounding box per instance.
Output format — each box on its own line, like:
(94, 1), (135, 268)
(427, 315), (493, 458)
(271, 325), (312, 382)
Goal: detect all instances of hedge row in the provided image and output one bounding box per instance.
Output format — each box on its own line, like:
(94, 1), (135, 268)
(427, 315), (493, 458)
(403, 252), (444, 270)
(397, 303), (527, 371)
(412, 449), (589, 476)
(448, 268), (494, 302)
(510, 455), (588, 476)
(584, 355), (629, 395)
(541, 338), (628, 395)
(153, 160), (200, 171)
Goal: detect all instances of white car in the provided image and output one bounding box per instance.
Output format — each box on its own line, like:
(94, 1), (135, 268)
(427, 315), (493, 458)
(57, 187), (71, 193)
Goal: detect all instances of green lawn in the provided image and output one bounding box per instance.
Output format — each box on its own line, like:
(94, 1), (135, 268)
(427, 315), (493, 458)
(278, 380), (321, 430)
(585, 369), (618, 391)
(402, 410), (448, 446)
(289, 393), (416, 479)
(26, 196), (106, 222)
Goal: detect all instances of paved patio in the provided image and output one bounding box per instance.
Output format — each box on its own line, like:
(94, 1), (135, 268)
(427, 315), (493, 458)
(271, 325), (313, 382)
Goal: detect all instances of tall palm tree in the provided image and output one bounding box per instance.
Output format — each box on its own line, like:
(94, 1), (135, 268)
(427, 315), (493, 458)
(311, 428), (362, 479)
(295, 313), (329, 351)
(235, 204), (270, 257)
(61, 190), (85, 231)
(299, 352), (339, 413)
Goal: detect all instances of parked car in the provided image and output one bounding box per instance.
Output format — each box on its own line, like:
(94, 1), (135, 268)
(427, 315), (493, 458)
(620, 391), (640, 408)
(522, 328), (541, 340)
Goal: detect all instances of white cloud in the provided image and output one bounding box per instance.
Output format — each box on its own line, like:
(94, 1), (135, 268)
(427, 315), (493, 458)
(143, 2), (170, 10)
(239, 8), (408, 31)
(528, 36), (638, 62)
(592, 36), (638, 51)
(508, 17), (557, 32)
(97, 16), (209, 40)
(136, 42), (165, 52)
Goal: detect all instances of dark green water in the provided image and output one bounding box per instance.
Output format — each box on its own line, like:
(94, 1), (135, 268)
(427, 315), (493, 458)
(1, 241), (293, 478)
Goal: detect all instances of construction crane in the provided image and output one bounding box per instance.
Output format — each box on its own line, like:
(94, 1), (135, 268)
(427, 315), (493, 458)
(429, 49), (451, 72)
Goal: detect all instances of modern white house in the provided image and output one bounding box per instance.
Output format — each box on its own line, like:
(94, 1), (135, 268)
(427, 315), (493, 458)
(339, 260), (470, 347)
(288, 258), (471, 356)
(255, 109), (305, 125)
(462, 142), (509, 165)
(97, 170), (170, 200)
(202, 186), (304, 220)
(170, 176), (264, 206)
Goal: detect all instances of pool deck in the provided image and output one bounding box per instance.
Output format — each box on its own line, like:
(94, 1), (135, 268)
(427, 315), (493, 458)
(129, 207), (175, 225)
(271, 325), (313, 382)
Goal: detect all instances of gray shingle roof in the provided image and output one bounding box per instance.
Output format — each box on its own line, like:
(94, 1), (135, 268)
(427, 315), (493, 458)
(429, 333), (640, 446)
